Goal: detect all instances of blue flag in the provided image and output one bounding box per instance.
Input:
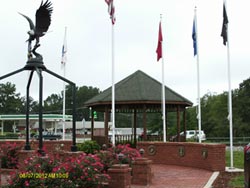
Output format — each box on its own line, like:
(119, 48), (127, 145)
(192, 19), (197, 56)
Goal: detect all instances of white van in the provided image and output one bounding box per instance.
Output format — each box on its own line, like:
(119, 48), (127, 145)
(180, 130), (206, 141)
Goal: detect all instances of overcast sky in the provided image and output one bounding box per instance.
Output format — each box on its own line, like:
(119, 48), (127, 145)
(0, 0), (250, 105)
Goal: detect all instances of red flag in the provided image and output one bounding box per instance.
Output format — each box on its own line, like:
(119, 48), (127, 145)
(105, 0), (116, 24)
(156, 22), (163, 61)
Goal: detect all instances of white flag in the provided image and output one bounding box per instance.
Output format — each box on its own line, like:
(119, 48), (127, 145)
(61, 28), (67, 66)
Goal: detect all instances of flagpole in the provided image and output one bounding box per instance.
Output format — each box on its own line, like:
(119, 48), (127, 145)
(227, 31), (234, 169)
(194, 7), (202, 143)
(160, 15), (166, 143)
(111, 22), (116, 146)
(62, 27), (67, 140)
(105, 0), (116, 146)
(224, 1), (233, 169)
(221, 0), (233, 169)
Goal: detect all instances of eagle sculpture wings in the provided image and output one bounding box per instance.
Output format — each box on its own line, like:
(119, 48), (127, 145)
(19, 0), (53, 60)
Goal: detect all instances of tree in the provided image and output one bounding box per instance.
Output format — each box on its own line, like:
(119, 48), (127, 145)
(43, 93), (63, 114)
(64, 85), (100, 121)
(0, 82), (25, 132)
(0, 82), (24, 114)
(200, 92), (228, 137)
(186, 106), (197, 130)
(236, 78), (250, 123)
(76, 86), (100, 121)
(233, 78), (250, 136)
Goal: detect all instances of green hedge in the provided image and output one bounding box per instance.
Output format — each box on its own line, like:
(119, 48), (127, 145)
(77, 140), (100, 154)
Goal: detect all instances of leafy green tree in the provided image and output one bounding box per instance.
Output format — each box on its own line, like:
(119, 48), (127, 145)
(76, 86), (100, 121)
(65, 85), (100, 121)
(236, 78), (250, 123)
(43, 93), (63, 114)
(0, 82), (24, 114)
(233, 78), (250, 136)
(29, 97), (40, 114)
(186, 106), (197, 130)
(0, 82), (25, 131)
(201, 92), (228, 137)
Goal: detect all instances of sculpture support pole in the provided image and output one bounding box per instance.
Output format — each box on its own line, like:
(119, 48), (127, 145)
(24, 71), (34, 150)
(44, 69), (77, 152)
(0, 65), (77, 153)
(0, 68), (25, 80)
(71, 84), (77, 151)
(36, 68), (45, 155)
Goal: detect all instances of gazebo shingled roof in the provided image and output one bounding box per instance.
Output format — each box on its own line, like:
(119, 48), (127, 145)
(85, 70), (193, 145)
(85, 70), (193, 108)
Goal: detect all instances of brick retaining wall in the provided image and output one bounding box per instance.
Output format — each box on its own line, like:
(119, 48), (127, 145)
(0, 140), (73, 154)
(137, 142), (226, 171)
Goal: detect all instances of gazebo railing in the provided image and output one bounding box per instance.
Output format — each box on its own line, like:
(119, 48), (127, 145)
(113, 134), (163, 144)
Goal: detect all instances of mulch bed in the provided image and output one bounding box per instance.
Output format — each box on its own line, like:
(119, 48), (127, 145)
(212, 171), (244, 188)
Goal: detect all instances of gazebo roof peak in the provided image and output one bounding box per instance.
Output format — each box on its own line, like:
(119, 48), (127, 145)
(85, 70), (193, 107)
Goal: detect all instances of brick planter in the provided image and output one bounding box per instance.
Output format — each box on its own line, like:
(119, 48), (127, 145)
(132, 158), (153, 185)
(108, 164), (132, 188)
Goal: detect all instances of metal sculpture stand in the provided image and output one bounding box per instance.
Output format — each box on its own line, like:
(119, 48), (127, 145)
(0, 60), (77, 155)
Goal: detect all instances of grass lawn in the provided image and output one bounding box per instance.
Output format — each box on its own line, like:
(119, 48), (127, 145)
(226, 150), (244, 187)
(229, 175), (244, 188)
(226, 150), (244, 169)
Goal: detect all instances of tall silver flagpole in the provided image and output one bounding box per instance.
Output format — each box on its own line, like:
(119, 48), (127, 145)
(105, 0), (116, 146)
(62, 27), (67, 140)
(111, 22), (115, 146)
(194, 7), (202, 143)
(160, 14), (166, 142)
(225, 0), (234, 169)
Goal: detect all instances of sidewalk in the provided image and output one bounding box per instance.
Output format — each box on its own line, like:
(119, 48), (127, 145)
(1, 165), (216, 188)
(132, 164), (215, 188)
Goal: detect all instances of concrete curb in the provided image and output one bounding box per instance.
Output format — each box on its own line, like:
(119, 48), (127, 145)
(204, 171), (220, 188)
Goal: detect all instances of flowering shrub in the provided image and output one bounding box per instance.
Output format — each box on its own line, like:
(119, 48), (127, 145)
(99, 144), (141, 170)
(2, 143), (141, 187)
(5, 152), (109, 188)
(1, 142), (21, 169)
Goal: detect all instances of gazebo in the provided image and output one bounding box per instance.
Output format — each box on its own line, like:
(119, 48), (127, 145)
(84, 70), (193, 145)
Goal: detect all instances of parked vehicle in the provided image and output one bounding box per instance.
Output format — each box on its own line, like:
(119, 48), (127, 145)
(194, 130), (206, 141)
(34, 132), (62, 140)
(180, 130), (206, 141)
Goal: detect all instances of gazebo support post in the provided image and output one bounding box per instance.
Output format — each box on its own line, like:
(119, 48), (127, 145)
(104, 107), (109, 144)
(133, 109), (137, 146)
(143, 105), (147, 141)
(91, 109), (94, 141)
(177, 106), (180, 142)
(183, 109), (186, 142)
(165, 109), (168, 141)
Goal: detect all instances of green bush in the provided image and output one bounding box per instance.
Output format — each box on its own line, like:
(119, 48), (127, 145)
(77, 140), (100, 154)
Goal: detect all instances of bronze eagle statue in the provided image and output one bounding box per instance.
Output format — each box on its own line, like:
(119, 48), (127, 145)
(19, 0), (53, 61)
